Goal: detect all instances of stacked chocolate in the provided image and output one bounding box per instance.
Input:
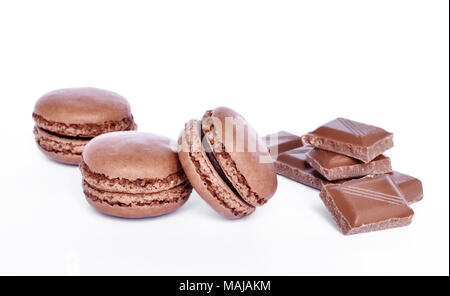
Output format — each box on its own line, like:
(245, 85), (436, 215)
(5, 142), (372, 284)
(265, 118), (423, 235)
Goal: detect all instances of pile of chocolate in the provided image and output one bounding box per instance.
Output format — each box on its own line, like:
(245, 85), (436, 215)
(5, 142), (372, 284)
(265, 118), (423, 235)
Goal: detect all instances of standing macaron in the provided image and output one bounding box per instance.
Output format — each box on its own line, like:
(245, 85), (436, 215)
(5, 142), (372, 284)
(178, 107), (277, 219)
(33, 87), (137, 165)
(80, 132), (192, 218)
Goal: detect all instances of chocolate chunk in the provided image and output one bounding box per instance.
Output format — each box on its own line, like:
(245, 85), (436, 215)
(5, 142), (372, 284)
(305, 148), (392, 181)
(388, 171), (423, 204)
(273, 147), (328, 190)
(266, 131), (423, 205)
(264, 131), (303, 156)
(275, 150), (422, 204)
(320, 175), (414, 235)
(302, 118), (394, 163)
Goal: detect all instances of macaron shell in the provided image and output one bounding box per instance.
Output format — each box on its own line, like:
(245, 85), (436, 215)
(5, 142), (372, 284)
(202, 107), (278, 206)
(83, 181), (192, 218)
(83, 131), (182, 181)
(178, 120), (255, 219)
(36, 144), (83, 165)
(34, 87), (132, 125)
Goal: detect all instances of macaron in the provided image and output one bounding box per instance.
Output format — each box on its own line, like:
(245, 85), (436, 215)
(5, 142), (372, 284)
(33, 87), (137, 165)
(178, 107), (277, 219)
(80, 132), (192, 218)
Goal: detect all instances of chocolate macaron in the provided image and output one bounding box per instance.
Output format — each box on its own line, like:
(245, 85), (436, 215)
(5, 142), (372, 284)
(178, 107), (277, 219)
(33, 87), (136, 165)
(80, 132), (192, 218)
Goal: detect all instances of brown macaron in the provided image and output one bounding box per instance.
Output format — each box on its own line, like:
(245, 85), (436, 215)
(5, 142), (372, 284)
(178, 107), (277, 219)
(33, 87), (136, 165)
(80, 132), (192, 219)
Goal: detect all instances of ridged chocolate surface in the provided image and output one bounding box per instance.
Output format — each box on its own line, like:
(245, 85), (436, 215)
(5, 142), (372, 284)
(302, 118), (394, 163)
(320, 175), (414, 235)
(309, 118), (392, 146)
(389, 171), (423, 204)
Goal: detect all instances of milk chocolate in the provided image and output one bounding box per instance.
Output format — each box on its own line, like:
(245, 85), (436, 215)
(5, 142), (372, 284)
(302, 118), (394, 163)
(273, 147), (328, 190)
(388, 171), (423, 204)
(275, 149), (422, 203)
(267, 130), (422, 204)
(305, 148), (392, 181)
(265, 131), (303, 156)
(320, 175), (414, 235)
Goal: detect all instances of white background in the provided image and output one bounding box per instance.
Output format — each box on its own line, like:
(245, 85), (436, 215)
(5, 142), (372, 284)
(0, 0), (448, 276)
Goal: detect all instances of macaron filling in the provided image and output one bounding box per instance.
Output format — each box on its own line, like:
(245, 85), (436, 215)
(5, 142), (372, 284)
(33, 113), (136, 138)
(35, 125), (92, 141)
(80, 161), (187, 194)
(183, 120), (255, 217)
(201, 112), (266, 206)
(33, 114), (136, 159)
(34, 126), (88, 156)
(83, 180), (192, 208)
(202, 132), (243, 200)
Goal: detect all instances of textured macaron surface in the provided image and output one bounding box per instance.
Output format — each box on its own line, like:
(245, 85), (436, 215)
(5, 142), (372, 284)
(33, 87), (135, 137)
(201, 107), (277, 206)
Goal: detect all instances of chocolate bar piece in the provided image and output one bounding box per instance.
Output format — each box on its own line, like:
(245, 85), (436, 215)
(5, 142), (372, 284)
(302, 118), (394, 163)
(267, 132), (422, 205)
(389, 171), (423, 204)
(264, 131), (303, 156)
(274, 147), (328, 190)
(305, 148), (392, 181)
(275, 150), (422, 204)
(320, 175), (414, 235)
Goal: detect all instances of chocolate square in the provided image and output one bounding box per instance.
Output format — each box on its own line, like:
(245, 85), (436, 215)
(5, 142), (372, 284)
(320, 175), (414, 235)
(264, 131), (303, 156)
(305, 148), (392, 181)
(388, 171), (423, 204)
(273, 147), (328, 190)
(302, 118), (394, 163)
